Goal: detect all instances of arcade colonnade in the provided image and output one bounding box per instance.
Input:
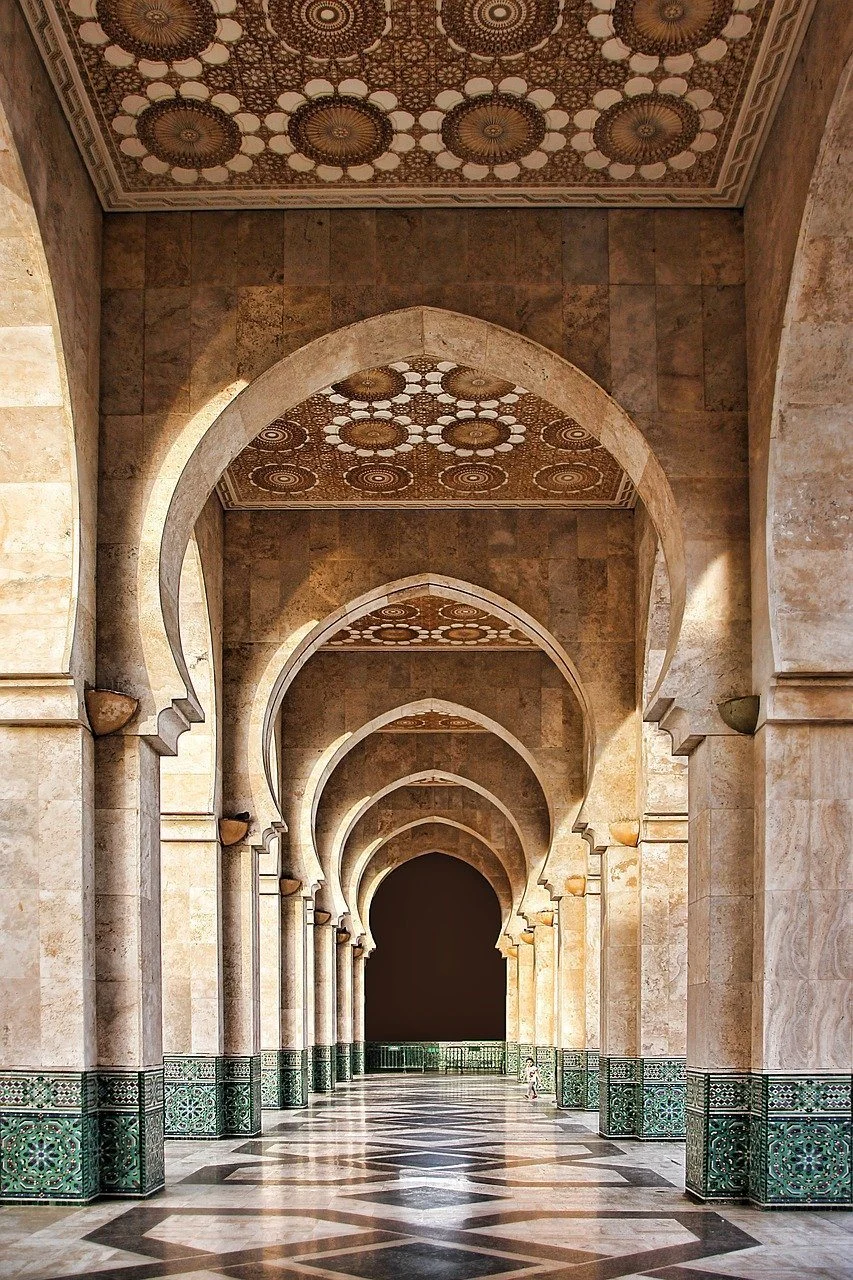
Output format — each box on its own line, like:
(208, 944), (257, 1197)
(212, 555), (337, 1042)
(0, 1), (850, 1214)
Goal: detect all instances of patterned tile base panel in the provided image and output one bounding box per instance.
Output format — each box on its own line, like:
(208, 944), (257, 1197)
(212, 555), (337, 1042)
(687, 1071), (755, 1201)
(557, 1049), (600, 1110)
(535, 1046), (556, 1094)
(351, 1042), (366, 1077)
(261, 1050), (309, 1110)
(164, 1056), (225, 1138)
(98, 1069), (165, 1197)
(748, 1074), (851, 1207)
(222, 1056), (261, 1136)
(599, 1058), (685, 1140)
(505, 1042), (519, 1079)
(0, 1072), (99, 1203)
(311, 1045), (335, 1093)
(336, 1043), (353, 1083)
(517, 1044), (534, 1083)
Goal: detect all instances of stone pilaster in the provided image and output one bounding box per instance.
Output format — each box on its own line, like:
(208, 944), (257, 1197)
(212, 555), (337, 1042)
(311, 912), (336, 1093)
(533, 913), (556, 1093)
(221, 843), (261, 1135)
(260, 881), (309, 1109)
(335, 931), (353, 1083)
(351, 948), (366, 1077)
(504, 944), (519, 1077)
(599, 842), (639, 1137)
(517, 932), (535, 1082)
(556, 882), (589, 1110)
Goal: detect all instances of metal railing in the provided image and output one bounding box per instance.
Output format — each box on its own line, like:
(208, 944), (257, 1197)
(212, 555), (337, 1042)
(364, 1041), (507, 1074)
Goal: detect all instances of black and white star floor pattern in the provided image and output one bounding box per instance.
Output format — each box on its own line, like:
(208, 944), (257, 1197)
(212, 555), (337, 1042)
(1, 1077), (850, 1279)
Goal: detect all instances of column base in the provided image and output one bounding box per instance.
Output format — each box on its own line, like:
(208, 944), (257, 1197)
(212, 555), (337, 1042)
(535, 1046), (556, 1094)
(557, 1049), (599, 1109)
(351, 1042), (365, 1077)
(505, 1042), (519, 1079)
(0, 1071), (99, 1203)
(97, 1069), (165, 1197)
(261, 1050), (309, 1109)
(517, 1044), (534, 1082)
(600, 1057), (685, 1139)
(336, 1043), (353, 1083)
(164, 1056), (226, 1138)
(749, 1074), (850, 1207)
(222, 1056), (261, 1136)
(311, 1044), (335, 1093)
(686, 1071), (751, 1200)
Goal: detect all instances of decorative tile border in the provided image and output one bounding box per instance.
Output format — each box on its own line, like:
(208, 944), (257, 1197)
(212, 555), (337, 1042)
(222, 1056), (261, 1136)
(311, 1044), (335, 1094)
(351, 1042), (366, 1078)
(557, 1049), (599, 1110)
(535, 1046), (556, 1094)
(261, 1050), (309, 1110)
(164, 1056), (225, 1139)
(599, 1058), (685, 1139)
(0, 1071), (99, 1203)
(98, 1069), (165, 1197)
(600, 1057), (640, 1138)
(748, 1074), (851, 1207)
(686, 1071), (754, 1201)
(505, 1042), (519, 1080)
(336, 1043), (353, 1084)
(586, 1050), (600, 1110)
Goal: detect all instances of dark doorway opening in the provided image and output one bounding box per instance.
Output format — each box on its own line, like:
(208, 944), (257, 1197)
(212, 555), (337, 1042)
(365, 852), (505, 1041)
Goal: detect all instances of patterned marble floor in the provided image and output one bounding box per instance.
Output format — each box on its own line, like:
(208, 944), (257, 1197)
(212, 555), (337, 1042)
(0, 1077), (850, 1280)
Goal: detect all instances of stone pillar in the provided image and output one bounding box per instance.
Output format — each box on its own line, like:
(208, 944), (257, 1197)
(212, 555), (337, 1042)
(161, 814), (226, 1138)
(517, 930), (535, 1081)
(584, 875), (601, 1108)
(311, 912), (336, 1092)
(351, 948), (366, 1076)
(748, 711), (851, 1207)
(335, 931), (353, 1083)
(533, 913), (556, 1093)
(557, 883), (590, 1109)
(93, 734), (165, 1197)
(0, 715), (99, 1203)
(221, 841), (261, 1135)
(259, 877), (308, 1110)
(685, 734), (754, 1200)
(504, 946), (519, 1079)
(599, 840), (640, 1137)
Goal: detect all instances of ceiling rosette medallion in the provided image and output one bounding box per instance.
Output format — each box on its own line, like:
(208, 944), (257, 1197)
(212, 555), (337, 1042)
(571, 76), (721, 179)
(114, 89), (262, 183)
(586, 0), (755, 74)
(436, 0), (565, 58)
(265, 78), (415, 181)
(326, 596), (536, 649)
(75, 0), (240, 73)
(265, 0), (391, 57)
(419, 77), (569, 180)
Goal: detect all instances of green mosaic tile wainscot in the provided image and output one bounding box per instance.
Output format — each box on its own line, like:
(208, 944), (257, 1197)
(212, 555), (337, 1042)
(98, 1069), (164, 1197)
(517, 1044), (534, 1083)
(686, 1071), (752, 1201)
(748, 1074), (852, 1207)
(535, 1046), (556, 1094)
(336, 1043), (353, 1083)
(557, 1049), (599, 1110)
(222, 1056), (261, 1135)
(261, 1049), (309, 1109)
(164, 1056), (225, 1138)
(351, 1042), (366, 1077)
(505, 1042), (519, 1078)
(311, 1045), (335, 1093)
(0, 1072), (99, 1203)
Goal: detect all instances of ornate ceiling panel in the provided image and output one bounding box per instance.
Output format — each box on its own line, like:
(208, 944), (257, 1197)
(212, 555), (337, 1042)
(23, 0), (813, 207)
(324, 594), (535, 649)
(217, 356), (635, 508)
(378, 712), (487, 731)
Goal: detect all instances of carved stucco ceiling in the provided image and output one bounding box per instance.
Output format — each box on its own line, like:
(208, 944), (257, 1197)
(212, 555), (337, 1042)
(217, 356), (635, 507)
(377, 712), (487, 730)
(24, 0), (811, 207)
(324, 594), (535, 649)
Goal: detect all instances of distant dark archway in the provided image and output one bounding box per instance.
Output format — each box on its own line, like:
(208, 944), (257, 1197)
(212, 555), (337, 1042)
(365, 852), (505, 1041)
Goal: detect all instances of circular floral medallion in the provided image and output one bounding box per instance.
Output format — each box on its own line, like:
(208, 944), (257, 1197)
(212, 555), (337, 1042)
(613, 0), (733, 55)
(268, 0), (386, 56)
(534, 462), (602, 494)
(438, 0), (562, 57)
(249, 463), (318, 494)
(442, 624), (490, 642)
(288, 96), (393, 166)
(344, 463), (413, 494)
(252, 419), (308, 452)
(441, 92), (546, 164)
(441, 367), (516, 399)
(332, 367), (408, 400)
(376, 603), (419, 620)
(338, 419), (409, 450)
(592, 93), (698, 166)
(371, 624), (420, 642)
(440, 462), (508, 492)
(439, 715), (477, 728)
(542, 418), (597, 449)
(96, 0), (216, 60)
(396, 715), (428, 727)
(439, 602), (489, 621)
(440, 418), (513, 450)
(136, 99), (241, 169)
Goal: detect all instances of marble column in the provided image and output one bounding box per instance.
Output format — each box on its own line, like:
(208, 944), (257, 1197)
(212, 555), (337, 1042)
(351, 948), (366, 1076)
(557, 885), (592, 1109)
(311, 913), (336, 1092)
(517, 931), (535, 1081)
(599, 841), (640, 1137)
(585, 877), (602, 1108)
(685, 734), (754, 1200)
(259, 878), (309, 1110)
(533, 913), (556, 1093)
(221, 841), (261, 1135)
(335, 932), (353, 1083)
(504, 946), (519, 1079)
(0, 716), (99, 1203)
(748, 711), (851, 1207)
(93, 734), (165, 1196)
(161, 814), (225, 1138)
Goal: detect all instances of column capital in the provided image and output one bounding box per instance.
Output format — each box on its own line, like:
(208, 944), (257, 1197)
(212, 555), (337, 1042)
(313, 910), (332, 926)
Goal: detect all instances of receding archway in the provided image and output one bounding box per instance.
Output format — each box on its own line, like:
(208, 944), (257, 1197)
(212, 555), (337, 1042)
(365, 852), (505, 1042)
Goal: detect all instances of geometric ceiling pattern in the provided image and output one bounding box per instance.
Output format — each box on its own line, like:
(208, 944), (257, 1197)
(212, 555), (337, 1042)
(218, 357), (635, 508)
(325, 595), (535, 649)
(23, 0), (812, 207)
(378, 712), (487, 731)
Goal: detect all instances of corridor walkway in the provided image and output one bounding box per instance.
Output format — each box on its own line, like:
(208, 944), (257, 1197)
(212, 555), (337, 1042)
(0, 1078), (849, 1280)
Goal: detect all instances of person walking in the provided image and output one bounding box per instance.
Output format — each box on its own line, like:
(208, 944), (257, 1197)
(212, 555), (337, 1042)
(523, 1056), (540, 1101)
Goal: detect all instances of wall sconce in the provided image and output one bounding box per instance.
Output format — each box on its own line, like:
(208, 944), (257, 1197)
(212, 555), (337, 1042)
(314, 910), (332, 925)
(85, 688), (138, 736)
(219, 813), (251, 846)
(280, 877), (302, 896)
